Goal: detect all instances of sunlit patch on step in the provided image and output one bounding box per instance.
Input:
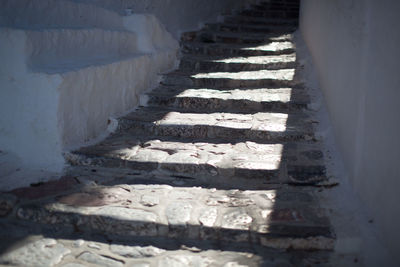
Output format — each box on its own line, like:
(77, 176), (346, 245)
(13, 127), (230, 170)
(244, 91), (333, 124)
(212, 54), (296, 64)
(241, 41), (294, 52)
(176, 88), (293, 103)
(158, 112), (288, 132)
(192, 69), (295, 81)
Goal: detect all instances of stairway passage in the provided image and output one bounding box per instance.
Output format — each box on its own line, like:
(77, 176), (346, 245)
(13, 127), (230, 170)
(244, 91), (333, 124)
(0, 1), (339, 266)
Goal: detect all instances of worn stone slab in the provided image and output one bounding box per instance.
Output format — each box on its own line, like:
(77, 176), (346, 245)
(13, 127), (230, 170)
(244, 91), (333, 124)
(13, 184), (333, 249)
(224, 15), (298, 26)
(147, 86), (309, 113)
(181, 41), (295, 57)
(181, 30), (293, 44)
(0, 238), (71, 267)
(179, 53), (296, 72)
(69, 135), (326, 185)
(116, 107), (314, 142)
(110, 244), (166, 258)
(204, 23), (297, 34)
(77, 251), (124, 267)
(162, 69), (302, 88)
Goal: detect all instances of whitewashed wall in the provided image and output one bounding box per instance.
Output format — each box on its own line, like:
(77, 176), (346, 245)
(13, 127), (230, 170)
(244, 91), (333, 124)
(300, 0), (400, 263)
(0, 0), (257, 189)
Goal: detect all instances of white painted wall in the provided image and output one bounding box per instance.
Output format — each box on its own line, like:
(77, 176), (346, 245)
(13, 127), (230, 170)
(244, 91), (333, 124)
(300, 0), (400, 263)
(0, 0), (257, 189)
(69, 0), (259, 38)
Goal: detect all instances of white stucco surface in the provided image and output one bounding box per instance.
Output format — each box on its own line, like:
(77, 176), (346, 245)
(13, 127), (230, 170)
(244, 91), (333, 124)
(69, 0), (259, 38)
(0, 0), (256, 189)
(300, 0), (400, 263)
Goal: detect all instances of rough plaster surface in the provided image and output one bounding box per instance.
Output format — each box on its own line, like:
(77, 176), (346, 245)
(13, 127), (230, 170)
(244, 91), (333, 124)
(300, 0), (400, 263)
(0, 0), (256, 189)
(69, 0), (260, 38)
(294, 30), (397, 267)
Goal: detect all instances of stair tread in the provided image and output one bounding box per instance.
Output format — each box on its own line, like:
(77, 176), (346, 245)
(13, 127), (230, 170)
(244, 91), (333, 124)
(148, 85), (308, 101)
(181, 40), (295, 56)
(205, 22), (297, 32)
(225, 15), (299, 24)
(14, 183), (334, 249)
(32, 53), (147, 74)
(182, 30), (293, 43)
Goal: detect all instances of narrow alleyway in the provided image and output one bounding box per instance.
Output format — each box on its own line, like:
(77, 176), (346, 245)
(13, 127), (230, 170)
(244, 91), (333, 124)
(0, 1), (362, 266)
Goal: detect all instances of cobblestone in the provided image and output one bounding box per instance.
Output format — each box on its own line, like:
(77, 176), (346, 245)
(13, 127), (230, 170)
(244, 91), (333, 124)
(0, 238), (71, 267)
(0, 1), (349, 266)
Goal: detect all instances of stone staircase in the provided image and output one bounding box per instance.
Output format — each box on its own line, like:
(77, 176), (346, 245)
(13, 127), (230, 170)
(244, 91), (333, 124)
(1, 1), (339, 266)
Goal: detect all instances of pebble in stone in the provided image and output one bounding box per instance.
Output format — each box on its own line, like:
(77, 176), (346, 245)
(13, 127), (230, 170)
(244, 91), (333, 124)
(73, 239), (85, 248)
(91, 207), (157, 223)
(166, 202), (192, 226)
(222, 211), (253, 230)
(61, 263), (87, 267)
(127, 263), (150, 267)
(87, 242), (101, 250)
(110, 244), (166, 258)
(0, 193), (17, 217)
(140, 194), (160, 207)
(205, 195), (230, 206)
(223, 262), (248, 267)
(158, 255), (213, 267)
(0, 238), (71, 267)
(199, 207), (218, 227)
(77, 251), (124, 267)
(171, 190), (195, 199)
(228, 198), (254, 207)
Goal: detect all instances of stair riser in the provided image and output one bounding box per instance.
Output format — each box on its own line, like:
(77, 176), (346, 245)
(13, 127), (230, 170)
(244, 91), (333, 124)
(16, 198), (332, 250)
(116, 121), (313, 143)
(251, 4), (300, 11)
(66, 153), (326, 186)
(204, 24), (296, 34)
(179, 59), (296, 72)
(224, 17), (298, 26)
(0, 0), (123, 30)
(147, 95), (308, 113)
(26, 29), (138, 67)
(181, 32), (291, 44)
(181, 43), (295, 57)
(162, 75), (301, 88)
(241, 10), (299, 19)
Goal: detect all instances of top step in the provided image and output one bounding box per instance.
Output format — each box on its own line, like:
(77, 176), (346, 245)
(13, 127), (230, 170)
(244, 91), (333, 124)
(0, 0), (124, 30)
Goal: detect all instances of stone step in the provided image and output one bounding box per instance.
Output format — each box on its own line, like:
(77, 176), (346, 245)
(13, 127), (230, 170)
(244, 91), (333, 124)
(161, 69), (302, 89)
(146, 86), (310, 113)
(181, 30), (292, 44)
(181, 41), (295, 57)
(0, 0), (123, 30)
(10, 183), (334, 251)
(24, 28), (138, 70)
(240, 9), (299, 20)
(224, 16), (298, 26)
(115, 106), (314, 141)
(179, 53), (297, 72)
(251, 2), (300, 10)
(69, 134), (326, 185)
(204, 23), (297, 34)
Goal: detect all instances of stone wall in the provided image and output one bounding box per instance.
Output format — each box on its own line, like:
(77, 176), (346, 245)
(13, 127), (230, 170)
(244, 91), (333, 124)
(299, 0), (400, 263)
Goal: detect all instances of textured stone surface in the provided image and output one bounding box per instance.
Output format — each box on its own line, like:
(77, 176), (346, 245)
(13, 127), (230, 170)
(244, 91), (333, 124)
(0, 1), (348, 266)
(77, 251), (124, 267)
(0, 238), (71, 267)
(222, 210), (253, 230)
(110, 244), (166, 258)
(158, 255), (213, 267)
(166, 202), (193, 226)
